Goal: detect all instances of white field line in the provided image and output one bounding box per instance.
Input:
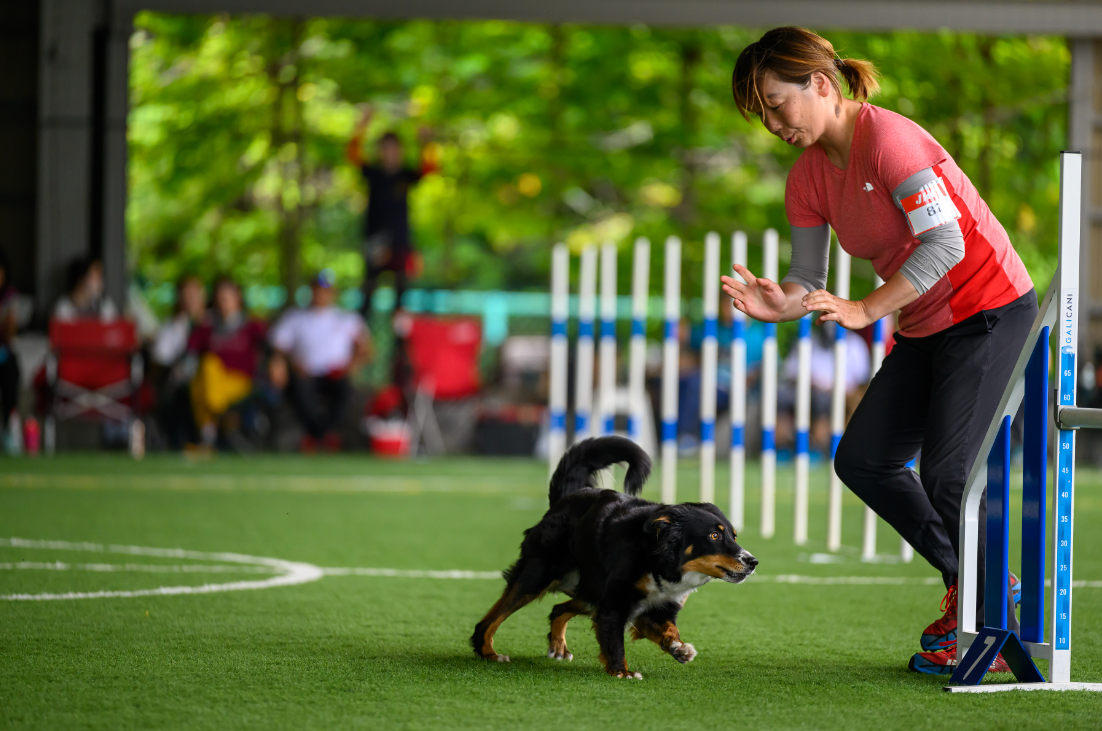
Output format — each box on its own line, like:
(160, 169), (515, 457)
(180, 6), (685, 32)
(0, 473), (540, 496)
(0, 537), (322, 601)
(0, 562), (279, 574)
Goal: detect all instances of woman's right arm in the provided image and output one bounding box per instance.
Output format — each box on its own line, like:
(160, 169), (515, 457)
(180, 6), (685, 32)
(720, 224), (829, 323)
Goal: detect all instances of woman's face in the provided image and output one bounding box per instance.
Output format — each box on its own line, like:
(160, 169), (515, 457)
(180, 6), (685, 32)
(214, 282), (241, 318)
(757, 70), (835, 149)
(180, 278), (206, 319)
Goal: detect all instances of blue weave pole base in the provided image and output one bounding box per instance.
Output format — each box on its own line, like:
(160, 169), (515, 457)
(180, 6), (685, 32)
(947, 628), (1045, 687)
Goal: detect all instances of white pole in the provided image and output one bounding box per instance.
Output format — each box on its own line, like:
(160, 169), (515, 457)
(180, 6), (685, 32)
(827, 235), (850, 552)
(861, 275), (886, 561)
(661, 236), (682, 504)
(700, 232), (720, 504)
(729, 232), (748, 529)
(628, 238), (650, 447)
(794, 313), (812, 545)
(549, 244), (569, 473)
(574, 247), (597, 443)
(761, 229), (779, 539)
(599, 242), (618, 437)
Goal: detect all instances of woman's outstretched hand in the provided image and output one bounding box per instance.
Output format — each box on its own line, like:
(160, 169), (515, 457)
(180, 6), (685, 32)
(801, 289), (872, 330)
(721, 264), (788, 323)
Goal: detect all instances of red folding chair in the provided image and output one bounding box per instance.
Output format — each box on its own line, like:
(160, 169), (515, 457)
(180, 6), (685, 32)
(403, 315), (481, 456)
(45, 319), (144, 454)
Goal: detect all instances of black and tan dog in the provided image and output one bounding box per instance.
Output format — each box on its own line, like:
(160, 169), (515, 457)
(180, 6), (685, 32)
(471, 436), (757, 678)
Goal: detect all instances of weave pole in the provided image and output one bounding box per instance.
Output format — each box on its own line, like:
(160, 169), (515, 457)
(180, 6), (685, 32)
(548, 244), (569, 472)
(760, 229), (779, 538)
(573, 246), (598, 442)
(660, 236), (682, 504)
(826, 236), (850, 552)
(729, 232), (748, 529)
(628, 238), (650, 444)
(700, 232), (721, 503)
(793, 313), (812, 545)
(598, 242), (618, 436)
(861, 276), (886, 561)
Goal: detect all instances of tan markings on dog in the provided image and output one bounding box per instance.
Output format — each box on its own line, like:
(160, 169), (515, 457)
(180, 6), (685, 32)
(681, 554), (744, 578)
(717, 525), (725, 530)
(475, 586), (536, 658)
(684, 545), (693, 556)
(635, 575), (655, 593)
(630, 616), (681, 651)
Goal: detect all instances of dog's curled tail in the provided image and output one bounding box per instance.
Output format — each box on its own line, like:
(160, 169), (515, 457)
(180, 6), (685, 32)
(548, 436), (651, 505)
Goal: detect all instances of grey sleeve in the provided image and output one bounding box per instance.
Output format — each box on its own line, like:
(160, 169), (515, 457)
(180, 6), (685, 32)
(892, 167), (965, 295)
(781, 223), (830, 293)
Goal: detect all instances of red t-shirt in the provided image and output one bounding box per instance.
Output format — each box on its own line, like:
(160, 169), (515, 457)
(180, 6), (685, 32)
(188, 317), (267, 377)
(784, 104), (1033, 337)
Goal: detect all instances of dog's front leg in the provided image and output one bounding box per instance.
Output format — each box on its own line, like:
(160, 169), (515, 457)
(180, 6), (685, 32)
(630, 610), (697, 664)
(593, 606), (640, 679)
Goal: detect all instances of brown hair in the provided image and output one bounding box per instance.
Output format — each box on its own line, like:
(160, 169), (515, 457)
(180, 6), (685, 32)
(732, 27), (880, 119)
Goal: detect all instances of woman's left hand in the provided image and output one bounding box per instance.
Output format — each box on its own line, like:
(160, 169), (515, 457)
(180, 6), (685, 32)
(801, 289), (873, 330)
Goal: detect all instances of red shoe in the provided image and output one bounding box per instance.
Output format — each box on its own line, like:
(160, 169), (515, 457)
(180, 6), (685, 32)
(322, 433), (341, 452)
(921, 574), (1022, 652)
(909, 646), (1011, 675)
(920, 584), (958, 652)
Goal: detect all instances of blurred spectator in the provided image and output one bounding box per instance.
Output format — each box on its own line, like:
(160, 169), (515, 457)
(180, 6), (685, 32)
(269, 271), (370, 451)
(152, 275), (207, 450)
(187, 276), (268, 448)
(53, 257), (118, 321)
(346, 105), (438, 319)
(0, 249), (19, 432)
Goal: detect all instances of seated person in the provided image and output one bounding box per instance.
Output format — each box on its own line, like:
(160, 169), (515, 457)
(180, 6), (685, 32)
(0, 249), (20, 437)
(151, 275), (207, 449)
(187, 276), (267, 448)
(269, 271), (370, 450)
(53, 257), (119, 321)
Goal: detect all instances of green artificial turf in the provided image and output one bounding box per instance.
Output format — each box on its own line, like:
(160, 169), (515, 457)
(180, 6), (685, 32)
(2, 454), (1101, 730)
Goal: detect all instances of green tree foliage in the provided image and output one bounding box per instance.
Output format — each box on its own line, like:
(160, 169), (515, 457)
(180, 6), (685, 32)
(128, 15), (1069, 302)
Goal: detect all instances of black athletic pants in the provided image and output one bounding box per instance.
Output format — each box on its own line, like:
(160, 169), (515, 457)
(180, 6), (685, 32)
(288, 373), (352, 440)
(835, 289), (1037, 631)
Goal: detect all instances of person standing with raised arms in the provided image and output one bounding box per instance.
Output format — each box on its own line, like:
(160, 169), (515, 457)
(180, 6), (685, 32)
(721, 27), (1035, 675)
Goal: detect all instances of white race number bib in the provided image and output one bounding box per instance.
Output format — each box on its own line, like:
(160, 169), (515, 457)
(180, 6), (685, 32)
(900, 177), (961, 236)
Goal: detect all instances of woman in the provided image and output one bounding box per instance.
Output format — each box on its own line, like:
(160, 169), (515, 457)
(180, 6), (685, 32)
(53, 257), (119, 321)
(0, 249), (20, 440)
(722, 27), (1034, 675)
(187, 276), (267, 449)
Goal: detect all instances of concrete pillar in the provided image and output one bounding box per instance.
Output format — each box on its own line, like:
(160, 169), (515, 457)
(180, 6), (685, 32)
(102, 8), (131, 309)
(37, 0), (98, 316)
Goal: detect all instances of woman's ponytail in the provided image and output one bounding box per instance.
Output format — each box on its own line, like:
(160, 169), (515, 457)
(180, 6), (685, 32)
(834, 57), (880, 102)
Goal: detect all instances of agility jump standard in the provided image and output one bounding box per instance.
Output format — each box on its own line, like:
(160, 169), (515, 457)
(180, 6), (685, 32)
(947, 151), (1102, 692)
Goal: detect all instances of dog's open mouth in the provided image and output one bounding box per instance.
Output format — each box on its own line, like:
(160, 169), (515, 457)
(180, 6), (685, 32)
(719, 565), (754, 584)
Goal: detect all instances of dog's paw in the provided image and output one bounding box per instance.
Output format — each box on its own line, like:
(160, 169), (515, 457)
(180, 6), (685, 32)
(481, 653), (511, 663)
(547, 647), (573, 661)
(668, 641), (697, 664)
(612, 671), (643, 679)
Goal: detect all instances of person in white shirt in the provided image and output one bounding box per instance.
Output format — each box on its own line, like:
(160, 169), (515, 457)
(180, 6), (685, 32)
(269, 271), (371, 450)
(53, 258), (119, 322)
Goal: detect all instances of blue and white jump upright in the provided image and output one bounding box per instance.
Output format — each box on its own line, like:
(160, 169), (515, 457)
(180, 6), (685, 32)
(793, 313), (812, 545)
(547, 244), (569, 471)
(760, 229), (779, 539)
(660, 236), (682, 504)
(627, 238), (650, 443)
(573, 246), (598, 442)
(729, 232), (748, 530)
(598, 243), (618, 436)
(699, 232), (721, 504)
(826, 235), (850, 553)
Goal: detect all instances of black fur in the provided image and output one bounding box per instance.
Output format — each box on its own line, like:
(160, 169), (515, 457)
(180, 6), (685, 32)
(471, 436), (757, 678)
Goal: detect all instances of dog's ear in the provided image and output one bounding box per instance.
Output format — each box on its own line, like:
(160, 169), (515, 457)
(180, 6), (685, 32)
(643, 514), (671, 536)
